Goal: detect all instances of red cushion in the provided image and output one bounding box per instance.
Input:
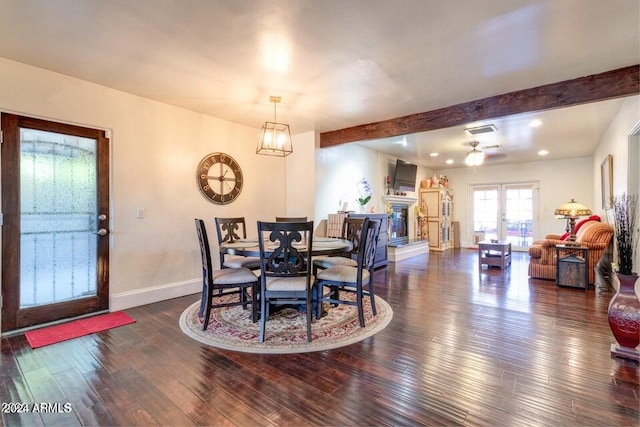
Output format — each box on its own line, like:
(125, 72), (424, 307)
(561, 215), (601, 240)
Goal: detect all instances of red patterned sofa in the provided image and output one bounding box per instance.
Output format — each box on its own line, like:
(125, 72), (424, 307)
(528, 218), (613, 284)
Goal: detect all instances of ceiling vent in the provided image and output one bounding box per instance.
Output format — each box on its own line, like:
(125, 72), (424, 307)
(465, 124), (498, 135)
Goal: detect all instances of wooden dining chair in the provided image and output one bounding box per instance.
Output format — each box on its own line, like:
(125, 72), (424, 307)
(195, 219), (258, 331)
(214, 217), (261, 270)
(313, 217), (365, 274)
(257, 220), (315, 342)
(275, 216), (308, 222)
(315, 218), (381, 327)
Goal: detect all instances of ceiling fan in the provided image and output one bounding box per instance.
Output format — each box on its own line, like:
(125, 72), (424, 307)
(465, 141), (506, 166)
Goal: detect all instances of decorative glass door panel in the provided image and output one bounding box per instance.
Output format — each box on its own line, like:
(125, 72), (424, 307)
(472, 187), (499, 242)
(20, 129), (98, 307)
(502, 184), (534, 250)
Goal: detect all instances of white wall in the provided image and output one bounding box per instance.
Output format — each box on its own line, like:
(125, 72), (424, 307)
(592, 96), (640, 220)
(591, 95), (640, 289)
(0, 57), (287, 310)
(286, 131), (316, 220)
(436, 157), (593, 247)
(314, 142), (433, 238)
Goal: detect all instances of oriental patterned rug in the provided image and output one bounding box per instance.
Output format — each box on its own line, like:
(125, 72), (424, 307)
(179, 293), (393, 354)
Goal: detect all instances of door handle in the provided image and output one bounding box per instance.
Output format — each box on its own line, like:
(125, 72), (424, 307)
(96, 229), (108, 236)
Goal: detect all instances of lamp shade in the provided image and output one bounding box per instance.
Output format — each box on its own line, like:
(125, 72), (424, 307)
(554, 199), (592, 218)
(554, 199), (592, 245)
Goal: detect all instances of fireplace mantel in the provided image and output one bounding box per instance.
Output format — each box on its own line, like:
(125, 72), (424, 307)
(382, 195), (418, 206)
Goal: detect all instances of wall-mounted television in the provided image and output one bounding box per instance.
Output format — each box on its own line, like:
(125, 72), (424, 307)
(393, 159), (417, 192)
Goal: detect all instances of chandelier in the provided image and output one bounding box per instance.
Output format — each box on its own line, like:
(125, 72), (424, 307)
(464, 141), (484, 166)
(256, 96), (293, 157)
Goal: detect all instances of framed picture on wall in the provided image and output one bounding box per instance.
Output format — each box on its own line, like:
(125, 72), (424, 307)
(601, 154), (613, 209)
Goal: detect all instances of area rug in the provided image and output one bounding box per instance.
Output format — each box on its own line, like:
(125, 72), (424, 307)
(25, 311), (136, 349)
(179, 294), (393, 354)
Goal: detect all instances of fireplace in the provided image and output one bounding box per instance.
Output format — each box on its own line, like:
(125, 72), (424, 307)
(389, 205), (409, 245)
(382, 195), (418, 246)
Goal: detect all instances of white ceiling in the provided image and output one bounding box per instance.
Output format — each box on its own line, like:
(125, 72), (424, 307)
(0, 0), (638, 167)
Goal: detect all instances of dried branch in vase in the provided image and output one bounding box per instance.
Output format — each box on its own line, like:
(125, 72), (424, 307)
(612, 194), (638, 275)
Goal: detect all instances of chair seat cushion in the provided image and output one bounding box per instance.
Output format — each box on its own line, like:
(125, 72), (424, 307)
(266, 275), (314, 291)
(313, 256), (357, 269)
(212, 267), (258, 284)
(317, 265), (370, 284)
(224, 256), (261, 269)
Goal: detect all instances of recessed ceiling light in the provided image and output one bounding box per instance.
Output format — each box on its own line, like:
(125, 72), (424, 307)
(430, 152), (439, 157)
(538, 149), (549, 156)
(446, 159), (454, 165)
(529, 119), (543, 128)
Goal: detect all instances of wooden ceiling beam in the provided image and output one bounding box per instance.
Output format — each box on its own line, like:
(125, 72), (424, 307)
(319, 65), (640, 148)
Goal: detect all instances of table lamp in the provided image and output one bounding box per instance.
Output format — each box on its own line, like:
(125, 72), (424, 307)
(554, 199), (592, 245)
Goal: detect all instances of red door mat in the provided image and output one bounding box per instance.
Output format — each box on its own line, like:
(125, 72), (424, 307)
(25, 312), (136, 349)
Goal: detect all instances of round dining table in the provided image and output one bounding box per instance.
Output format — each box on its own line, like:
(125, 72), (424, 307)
(220, 237), (353, 257)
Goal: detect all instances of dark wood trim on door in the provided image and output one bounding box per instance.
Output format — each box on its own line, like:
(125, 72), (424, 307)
(320, 65), (640, 147)
(1, 113), (110, 331)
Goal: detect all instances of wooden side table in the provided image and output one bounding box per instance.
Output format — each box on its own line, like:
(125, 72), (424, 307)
(556, 245), (589, 289)
(478, 241), (512, 270)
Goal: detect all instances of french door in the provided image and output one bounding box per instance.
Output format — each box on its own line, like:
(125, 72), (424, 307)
(1, 113), (110, 332)
(471, 182), (537, 251)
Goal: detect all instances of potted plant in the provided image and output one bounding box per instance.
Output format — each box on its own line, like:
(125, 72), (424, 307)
(608, 193), (640, 361)
(356, 178), (372, 213)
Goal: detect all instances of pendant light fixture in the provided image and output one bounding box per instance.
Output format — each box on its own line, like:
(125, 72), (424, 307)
(464, 141), (484, 166)
(256, 96), (293, 157)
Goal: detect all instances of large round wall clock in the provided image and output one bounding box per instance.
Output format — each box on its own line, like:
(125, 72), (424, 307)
(196, 152), (243, 205)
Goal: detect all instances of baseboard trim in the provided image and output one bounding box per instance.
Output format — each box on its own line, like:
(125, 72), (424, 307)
(110, 279), (201, 311)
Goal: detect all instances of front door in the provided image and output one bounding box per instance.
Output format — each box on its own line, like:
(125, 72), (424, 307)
(1, 113), (110, 332)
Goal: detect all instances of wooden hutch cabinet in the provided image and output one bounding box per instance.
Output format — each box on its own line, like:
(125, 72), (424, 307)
(418, 188), (453, 251)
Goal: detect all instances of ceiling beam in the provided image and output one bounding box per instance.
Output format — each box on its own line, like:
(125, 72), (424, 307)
(320, 65), (640, 148)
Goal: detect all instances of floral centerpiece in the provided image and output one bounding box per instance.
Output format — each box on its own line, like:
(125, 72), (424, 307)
(608, 193), (640, 360)
(356, 178), (372, 212)
(385, 203), (396, 219)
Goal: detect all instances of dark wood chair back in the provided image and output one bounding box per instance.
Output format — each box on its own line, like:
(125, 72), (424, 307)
(215, 217), (250, 269)
(195, 218), (258, 330)
(258, 221), (313, 276)
(358, 218), (382, 273)
(195, 218), (214, 292)
(215, 217), (248, 244)
(315, 217), (382, 327)
(342, 217), (366, 259)
(256, 220), (315, 342)
(275, 216), (308, 222)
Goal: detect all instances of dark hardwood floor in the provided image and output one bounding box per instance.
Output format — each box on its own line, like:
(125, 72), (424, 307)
(2, 249), (638, 426)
